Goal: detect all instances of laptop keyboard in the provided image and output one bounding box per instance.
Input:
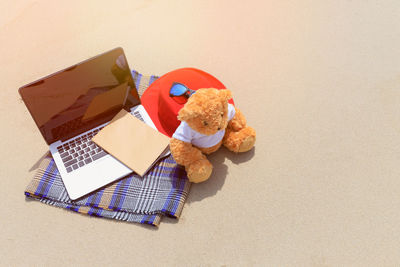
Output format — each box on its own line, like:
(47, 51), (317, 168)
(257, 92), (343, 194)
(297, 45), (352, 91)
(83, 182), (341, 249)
(57, 127), (106, 173)
(56, 109), (145, 173)
(132, 110), (144, 122)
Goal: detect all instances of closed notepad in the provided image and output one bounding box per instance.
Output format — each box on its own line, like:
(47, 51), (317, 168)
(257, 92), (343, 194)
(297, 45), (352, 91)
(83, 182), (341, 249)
(92, 109), (170, 177)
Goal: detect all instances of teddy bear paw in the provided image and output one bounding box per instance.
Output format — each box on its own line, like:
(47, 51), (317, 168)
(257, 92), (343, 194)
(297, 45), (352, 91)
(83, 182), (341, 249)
(238, 134), (256, 152)
(186, 158), (213, 183)
(224, 126), (256, 152)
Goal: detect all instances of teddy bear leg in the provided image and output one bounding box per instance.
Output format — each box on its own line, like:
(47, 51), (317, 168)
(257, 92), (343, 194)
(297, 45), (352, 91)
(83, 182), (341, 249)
(223, 126), (256, 153)
(170, 138), (213, 183)
(186, 157), (213, 183)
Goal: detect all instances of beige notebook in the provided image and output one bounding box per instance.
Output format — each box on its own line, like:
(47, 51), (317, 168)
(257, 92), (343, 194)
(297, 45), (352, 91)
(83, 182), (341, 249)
(92, 109), (170, 176)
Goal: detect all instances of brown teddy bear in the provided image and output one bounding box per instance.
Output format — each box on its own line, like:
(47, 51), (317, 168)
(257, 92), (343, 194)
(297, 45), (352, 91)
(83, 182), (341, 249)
(170, 88), (256, 183)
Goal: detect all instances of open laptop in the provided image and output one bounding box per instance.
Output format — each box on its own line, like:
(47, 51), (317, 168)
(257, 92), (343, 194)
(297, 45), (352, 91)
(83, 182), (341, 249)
(19, 47), (157, 200)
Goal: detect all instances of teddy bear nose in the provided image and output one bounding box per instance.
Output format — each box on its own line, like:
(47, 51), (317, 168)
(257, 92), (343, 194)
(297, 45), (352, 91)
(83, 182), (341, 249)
(218, 127), (221, 130)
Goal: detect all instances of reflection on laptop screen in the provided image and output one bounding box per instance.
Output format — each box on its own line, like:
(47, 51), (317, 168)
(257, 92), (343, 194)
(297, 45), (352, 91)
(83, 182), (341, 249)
(19, 48), (140, 145)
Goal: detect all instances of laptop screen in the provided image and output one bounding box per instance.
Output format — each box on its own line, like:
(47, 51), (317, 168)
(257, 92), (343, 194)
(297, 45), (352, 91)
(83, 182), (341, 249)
(19, 48), (141, 145)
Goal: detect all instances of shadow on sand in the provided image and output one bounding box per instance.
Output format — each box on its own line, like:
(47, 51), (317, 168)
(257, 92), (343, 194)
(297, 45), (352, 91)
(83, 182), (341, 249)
(29, 151), (51, 172)
(186, 146), (255, 203)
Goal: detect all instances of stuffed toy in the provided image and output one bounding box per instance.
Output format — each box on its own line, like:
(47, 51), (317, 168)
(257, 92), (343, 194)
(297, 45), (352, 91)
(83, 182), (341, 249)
(170, 88), (256, 183)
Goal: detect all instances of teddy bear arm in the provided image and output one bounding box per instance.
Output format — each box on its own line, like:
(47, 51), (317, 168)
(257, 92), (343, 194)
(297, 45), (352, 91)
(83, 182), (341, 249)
(170, 138), (205, 166)
(228, 107), (247, 131)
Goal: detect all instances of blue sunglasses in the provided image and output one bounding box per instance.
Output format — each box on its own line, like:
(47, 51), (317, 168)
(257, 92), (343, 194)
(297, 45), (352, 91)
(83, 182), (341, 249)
(169, 82), (196, 98)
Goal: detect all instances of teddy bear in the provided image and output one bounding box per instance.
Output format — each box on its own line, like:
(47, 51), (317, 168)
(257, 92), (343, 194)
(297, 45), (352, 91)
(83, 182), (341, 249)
(169, 88), (256, 183)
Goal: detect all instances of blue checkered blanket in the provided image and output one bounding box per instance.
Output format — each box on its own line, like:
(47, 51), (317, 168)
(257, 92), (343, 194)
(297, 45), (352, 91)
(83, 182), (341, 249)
(24, 71), (191, 226)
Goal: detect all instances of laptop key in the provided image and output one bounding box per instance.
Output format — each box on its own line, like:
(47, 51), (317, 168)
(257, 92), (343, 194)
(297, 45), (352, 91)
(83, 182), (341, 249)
(60, 151), (69, 158)
(78, 155), (84, 161)
(133, 111), (144, 122)
(78, 161), (85, 167)
(72, 164), (79, 170)
(84, 158), (92, 164)
(92, 151), (107, 161)
(79, 150), (84, 155)
(89, 151), (96, 155)
(66, 167), (73, 173)
(62, 155), (73, 163)
(65, 158), (77, 167)
(84, 154), (90, 158)
(73, 153), (79, 158)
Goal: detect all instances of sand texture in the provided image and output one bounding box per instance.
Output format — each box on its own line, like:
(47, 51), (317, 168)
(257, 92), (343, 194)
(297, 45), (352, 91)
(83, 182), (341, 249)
(1, 0), (400, 265)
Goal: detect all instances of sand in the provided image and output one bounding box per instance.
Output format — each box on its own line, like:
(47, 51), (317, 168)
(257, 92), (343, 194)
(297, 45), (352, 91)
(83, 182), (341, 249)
(1, 0), (400, 265)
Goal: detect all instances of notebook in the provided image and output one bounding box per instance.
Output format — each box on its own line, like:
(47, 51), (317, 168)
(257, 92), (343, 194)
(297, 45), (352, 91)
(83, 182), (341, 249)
(92, 109), (170, 176)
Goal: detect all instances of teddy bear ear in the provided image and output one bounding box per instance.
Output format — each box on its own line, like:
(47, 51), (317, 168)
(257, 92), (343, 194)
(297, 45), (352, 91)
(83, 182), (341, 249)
(178, 106), (199, 121)
(219, 89), (232, 101)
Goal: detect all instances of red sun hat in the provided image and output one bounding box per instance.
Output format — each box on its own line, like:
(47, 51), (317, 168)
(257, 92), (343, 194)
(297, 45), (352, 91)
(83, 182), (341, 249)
(141, 68), (234, 137)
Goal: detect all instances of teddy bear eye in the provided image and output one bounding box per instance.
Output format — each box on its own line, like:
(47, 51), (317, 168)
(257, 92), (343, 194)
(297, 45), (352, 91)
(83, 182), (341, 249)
(221, 112), (224, 117)
(203, 121), (208, 126)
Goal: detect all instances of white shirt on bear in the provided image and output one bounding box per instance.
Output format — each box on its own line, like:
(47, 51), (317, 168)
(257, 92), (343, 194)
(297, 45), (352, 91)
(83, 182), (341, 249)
(172, 104), (236, 148)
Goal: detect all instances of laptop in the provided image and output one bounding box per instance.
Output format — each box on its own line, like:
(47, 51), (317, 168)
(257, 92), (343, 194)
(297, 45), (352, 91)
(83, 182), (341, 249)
(19, 47), (157, 200)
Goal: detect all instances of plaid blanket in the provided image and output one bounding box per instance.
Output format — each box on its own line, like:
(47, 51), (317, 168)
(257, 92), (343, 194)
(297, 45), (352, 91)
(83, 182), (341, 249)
(24, 70), (191, 227)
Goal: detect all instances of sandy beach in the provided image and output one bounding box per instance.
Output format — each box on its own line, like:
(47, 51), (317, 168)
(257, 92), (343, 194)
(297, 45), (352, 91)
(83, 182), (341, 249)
(1, 0), (400, 265)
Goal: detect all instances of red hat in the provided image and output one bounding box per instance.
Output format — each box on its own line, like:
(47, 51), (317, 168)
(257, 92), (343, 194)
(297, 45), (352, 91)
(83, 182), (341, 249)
(141, 68), (234, 137)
